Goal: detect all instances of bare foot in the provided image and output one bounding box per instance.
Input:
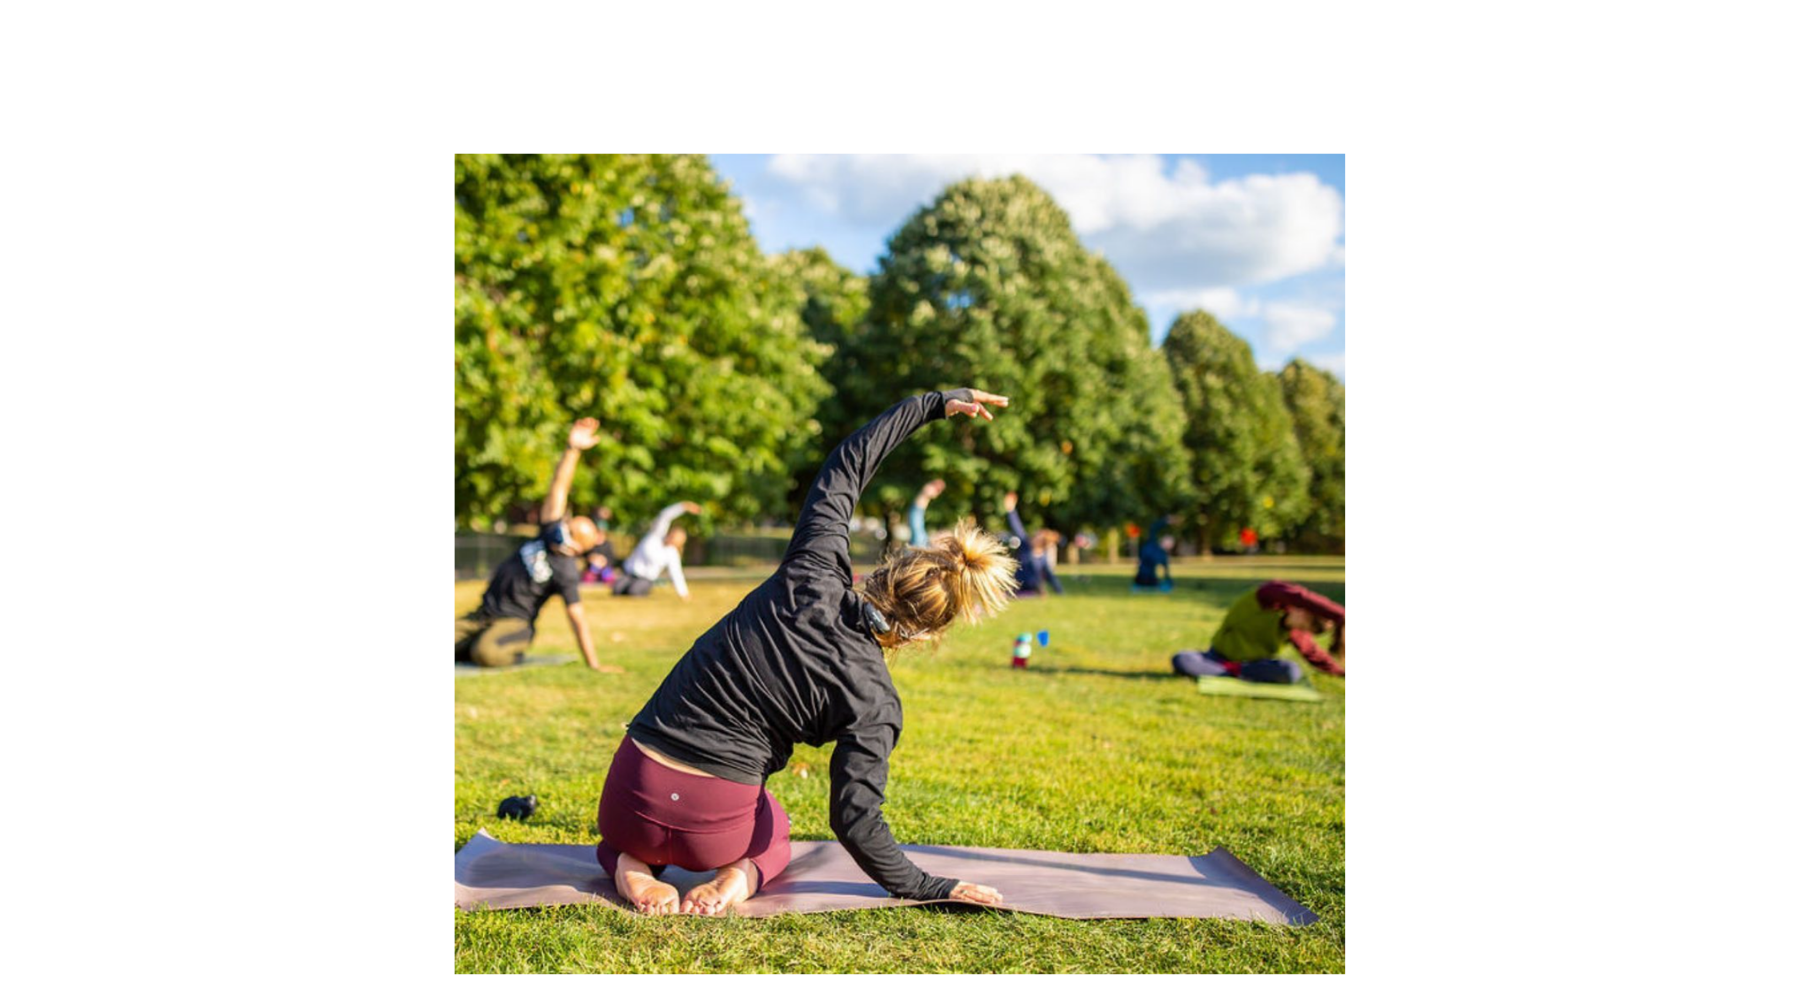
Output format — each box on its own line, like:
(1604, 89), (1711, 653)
(680, 860), (754, 916)
(613, 855), (679, 915)
(590, 663), (625, 674)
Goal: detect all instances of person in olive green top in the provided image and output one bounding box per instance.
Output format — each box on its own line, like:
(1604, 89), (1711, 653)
(1172, 581), (1345, 683)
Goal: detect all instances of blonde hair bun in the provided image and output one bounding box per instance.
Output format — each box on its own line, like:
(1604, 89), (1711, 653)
(936, 518), (1018, 623)
(860, 518), (1019, 649)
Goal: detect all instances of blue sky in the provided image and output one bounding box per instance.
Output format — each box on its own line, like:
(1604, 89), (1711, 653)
(711, 154), (1345, 377)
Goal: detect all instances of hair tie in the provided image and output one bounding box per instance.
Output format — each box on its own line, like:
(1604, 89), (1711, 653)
(862, 602), (893, 636)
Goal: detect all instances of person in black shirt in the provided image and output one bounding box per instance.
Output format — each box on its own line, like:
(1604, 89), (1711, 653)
(595, 389), (1019, 915)
(455, 418), (617, 672)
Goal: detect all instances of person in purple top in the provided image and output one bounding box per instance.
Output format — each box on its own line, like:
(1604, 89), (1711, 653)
(594, 388), (1022, 916)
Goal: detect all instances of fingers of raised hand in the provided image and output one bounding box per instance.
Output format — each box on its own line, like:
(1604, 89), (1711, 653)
(948, 388), (1008, 409)
(570, 417), (601, 447)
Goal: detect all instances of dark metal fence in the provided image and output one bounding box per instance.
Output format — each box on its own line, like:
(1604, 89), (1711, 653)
(454, 529), (887, 581)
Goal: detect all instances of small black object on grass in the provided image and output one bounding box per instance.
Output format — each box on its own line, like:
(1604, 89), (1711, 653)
(497, 794), (538, 821)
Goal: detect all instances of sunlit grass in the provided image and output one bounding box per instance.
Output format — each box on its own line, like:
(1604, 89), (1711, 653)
(455, 557), (1345, 973)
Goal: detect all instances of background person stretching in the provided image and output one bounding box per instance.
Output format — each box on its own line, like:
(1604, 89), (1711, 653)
(613, 501), (701, 599)
(1172, 581), (1345, 683)
(908, 478), (945, 547)
(582, 505), (619, 585)
(594, 388), (1017, 916)
(1002, 491), (1063, 596)
(455, 418), (616, 672)
(1133, 515), (1178, 591)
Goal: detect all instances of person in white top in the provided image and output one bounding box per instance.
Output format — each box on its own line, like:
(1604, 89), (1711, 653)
(615, 501), (701, 600)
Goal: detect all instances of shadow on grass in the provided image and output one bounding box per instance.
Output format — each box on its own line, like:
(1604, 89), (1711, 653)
(1027, 664), (1178, 681)
(1059, 576), (1343, 609)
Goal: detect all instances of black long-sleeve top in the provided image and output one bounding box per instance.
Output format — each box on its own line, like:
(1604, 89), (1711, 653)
(627, 391), (960, 901)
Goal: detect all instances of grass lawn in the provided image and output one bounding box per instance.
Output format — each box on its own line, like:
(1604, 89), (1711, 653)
(455, 556), (1345, 974)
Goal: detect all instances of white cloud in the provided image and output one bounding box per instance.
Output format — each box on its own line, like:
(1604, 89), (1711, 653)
(1145, 286), (1262, 321)
(1262, 303), (1338, 354)
(1309, 352), (1346, 377)
(764, 154), (1342, 288)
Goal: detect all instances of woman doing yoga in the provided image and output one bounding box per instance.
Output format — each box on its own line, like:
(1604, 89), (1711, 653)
(594, 388), (1019, 915)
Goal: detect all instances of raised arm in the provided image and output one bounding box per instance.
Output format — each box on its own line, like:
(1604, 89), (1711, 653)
(641, 501), (694, 548)
(785, 389), (1007, 571)
(540, 418), (602, 523)
(908, 479), (943, 547)
(1004, 493), (1027, 546)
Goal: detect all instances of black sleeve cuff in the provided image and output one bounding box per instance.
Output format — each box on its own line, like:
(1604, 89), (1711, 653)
(913, 874), (960, 901)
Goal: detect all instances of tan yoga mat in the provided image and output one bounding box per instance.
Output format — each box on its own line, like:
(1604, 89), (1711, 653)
(455, 830), (1316, 923)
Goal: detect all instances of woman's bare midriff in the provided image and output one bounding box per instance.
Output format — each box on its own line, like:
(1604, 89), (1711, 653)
(631, 738), (722, 778)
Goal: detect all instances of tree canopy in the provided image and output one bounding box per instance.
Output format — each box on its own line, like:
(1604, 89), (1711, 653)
(824, 175), (1191, 535)
(1277, 358), (1346, 552)
(454, 154), (827, 529)
(453, 156), (1344, 556)
(1161, 310), (1311, 551)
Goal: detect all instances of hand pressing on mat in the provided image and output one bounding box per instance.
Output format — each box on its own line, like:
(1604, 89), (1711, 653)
(949, 881), (1004, 907)
(613, 853), (680, 915)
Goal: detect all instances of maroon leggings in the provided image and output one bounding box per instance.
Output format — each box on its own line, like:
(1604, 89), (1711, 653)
(594, 737), (791, 889)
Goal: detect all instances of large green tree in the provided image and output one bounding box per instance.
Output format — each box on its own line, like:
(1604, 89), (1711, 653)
(835, 175), (1191, 536)
(769, 247), (871, 512)
(1277, 358), (1346, 552)
(1161, 310), (1311, 552)
(454, 154), (828, 529)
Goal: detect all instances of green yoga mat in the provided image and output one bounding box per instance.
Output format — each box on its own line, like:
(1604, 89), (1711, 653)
(1196, 676), (1324, 702)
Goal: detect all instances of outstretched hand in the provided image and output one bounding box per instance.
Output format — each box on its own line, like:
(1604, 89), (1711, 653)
(948, 881), (1004, 907)
(568, 418), (601, 451)
(944, 388), (1008, 421)
(1003, 491), (1018, 512)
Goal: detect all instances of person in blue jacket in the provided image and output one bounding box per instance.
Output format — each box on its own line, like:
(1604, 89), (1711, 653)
(1133, 515), (1178, 591)
(1003, 491), (1063, 596)
(908, 478), (945, 547)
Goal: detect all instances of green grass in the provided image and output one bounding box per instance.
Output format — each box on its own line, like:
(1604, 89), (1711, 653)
(455, 557), (1345, 973)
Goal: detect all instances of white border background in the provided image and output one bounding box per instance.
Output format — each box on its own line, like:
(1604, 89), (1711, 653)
(4, 0), (1794, 993)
